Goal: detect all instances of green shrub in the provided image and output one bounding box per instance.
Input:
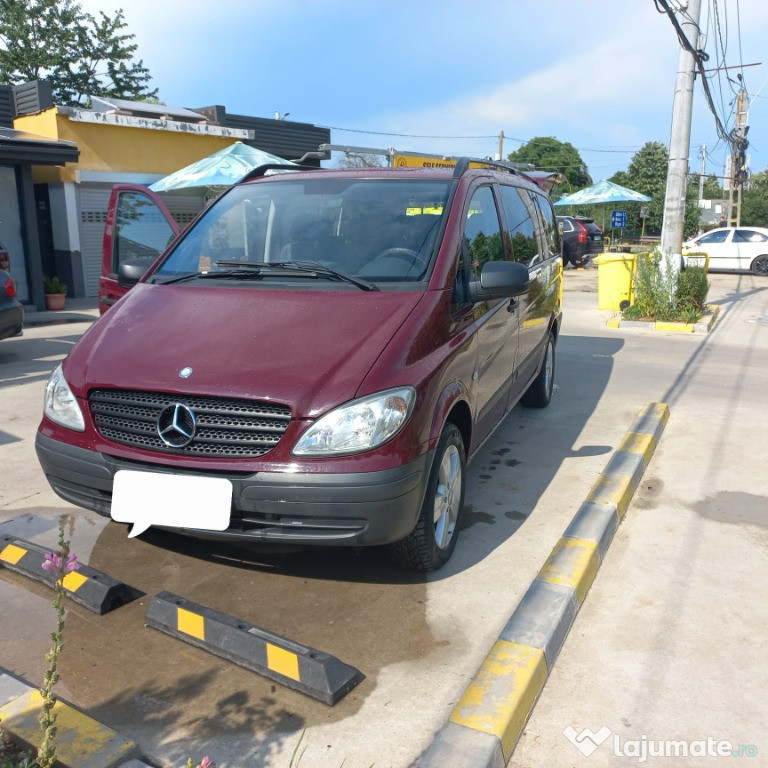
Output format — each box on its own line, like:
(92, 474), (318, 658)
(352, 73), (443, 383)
(43, 275), (67, 294)
(676, 264), (709, 315)
(622, 249), (709, 323)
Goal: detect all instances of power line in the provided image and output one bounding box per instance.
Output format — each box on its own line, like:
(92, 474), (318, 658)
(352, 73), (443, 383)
(317, 124), (641, 155)
(316, 125), (497, 140)
(656, 0), (736, 149)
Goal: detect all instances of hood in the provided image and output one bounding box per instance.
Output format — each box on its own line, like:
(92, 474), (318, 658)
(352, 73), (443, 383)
(65, 283), (423, 418)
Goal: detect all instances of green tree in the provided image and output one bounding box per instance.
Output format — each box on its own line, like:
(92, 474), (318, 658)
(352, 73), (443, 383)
(740, 170), (768, 226)
(0, 0), (156, 106)
(747, 168), (768, 193)
(507, 136), (591, 200)
(702, 173), (724, 199)
(609, 141), (698, 238)
(687, 172), (723, 201)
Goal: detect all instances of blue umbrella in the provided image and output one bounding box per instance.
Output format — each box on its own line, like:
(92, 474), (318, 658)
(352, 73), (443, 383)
(553, 179), (651, 206)
(149, 141), (296, 193)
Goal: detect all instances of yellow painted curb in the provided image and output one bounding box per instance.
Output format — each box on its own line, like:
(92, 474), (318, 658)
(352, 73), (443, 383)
(450, 641), (547, 760)
(607, 305), (719, 333)
(655, 321), (694, 333)
(586, 473), (636, 518)
(617, 431), (657, 466)
(536, 537), (600, 604)
(639, 402), (670, 426)
(0, 690), (138, 768)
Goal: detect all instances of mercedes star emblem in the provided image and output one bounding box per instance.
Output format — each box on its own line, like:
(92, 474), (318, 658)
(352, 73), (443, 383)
(179, 367), (193, 378)
(157, 403), (197, 448)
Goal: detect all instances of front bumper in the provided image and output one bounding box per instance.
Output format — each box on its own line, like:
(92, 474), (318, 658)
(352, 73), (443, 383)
(36, 432), (433, 547)
(0, 304), (23, 340)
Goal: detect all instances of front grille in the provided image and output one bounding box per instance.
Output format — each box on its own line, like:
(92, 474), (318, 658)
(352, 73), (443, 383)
(89, 389), (292, 458)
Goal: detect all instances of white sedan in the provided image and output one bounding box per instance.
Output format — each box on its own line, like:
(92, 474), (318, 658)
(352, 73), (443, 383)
(683, 226), (768, 275)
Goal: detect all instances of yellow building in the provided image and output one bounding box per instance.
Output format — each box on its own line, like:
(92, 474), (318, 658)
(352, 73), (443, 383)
(9, 85), (329, 305)
(14, 96), (251, 302)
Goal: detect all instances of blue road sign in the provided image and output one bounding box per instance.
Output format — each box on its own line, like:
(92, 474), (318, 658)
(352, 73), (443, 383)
(611, 210), (627, 228)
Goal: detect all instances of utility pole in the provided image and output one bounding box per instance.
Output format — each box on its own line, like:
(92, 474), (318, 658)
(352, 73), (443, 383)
(726, 85), (749, 226)
(497, 131), (505, 161)
(660, 0), (703, 262)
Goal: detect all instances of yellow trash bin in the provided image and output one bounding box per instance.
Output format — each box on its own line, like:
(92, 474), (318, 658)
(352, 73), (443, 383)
(593, 253), (636, 311)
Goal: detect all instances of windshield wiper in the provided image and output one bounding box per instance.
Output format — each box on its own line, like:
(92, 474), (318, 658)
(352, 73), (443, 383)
(151, 268), (267, 285)
(216, 260), (379, 292)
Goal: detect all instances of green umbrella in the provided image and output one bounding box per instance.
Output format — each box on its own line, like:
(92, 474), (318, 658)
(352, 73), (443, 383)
(149, 141), (297, 194)
(553, 179), (651, 206)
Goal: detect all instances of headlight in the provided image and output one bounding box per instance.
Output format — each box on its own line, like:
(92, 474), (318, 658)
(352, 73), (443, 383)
(44, 364), (85, 431)
(293, 387), (416, 456)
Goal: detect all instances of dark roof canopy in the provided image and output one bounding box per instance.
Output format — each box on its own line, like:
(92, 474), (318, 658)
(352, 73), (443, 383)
(0, 127), (79, 165)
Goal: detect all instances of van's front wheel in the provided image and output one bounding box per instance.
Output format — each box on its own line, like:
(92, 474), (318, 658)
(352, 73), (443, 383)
(387, 423), (465, 571)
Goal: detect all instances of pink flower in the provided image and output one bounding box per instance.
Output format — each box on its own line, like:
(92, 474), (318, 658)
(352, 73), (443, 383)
(42, 553), (62, 572)
(42, 552), (81, 573)
(199, 758), (212, 768)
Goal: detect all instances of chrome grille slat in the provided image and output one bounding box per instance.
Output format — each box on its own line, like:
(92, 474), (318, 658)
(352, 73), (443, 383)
(90, 389), (291, 458)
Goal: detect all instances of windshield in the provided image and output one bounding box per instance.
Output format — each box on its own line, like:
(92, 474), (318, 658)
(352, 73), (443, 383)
(153, 177), (451, 285)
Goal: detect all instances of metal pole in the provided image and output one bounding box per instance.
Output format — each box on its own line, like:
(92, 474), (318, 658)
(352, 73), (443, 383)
(660, 0), (702, 263)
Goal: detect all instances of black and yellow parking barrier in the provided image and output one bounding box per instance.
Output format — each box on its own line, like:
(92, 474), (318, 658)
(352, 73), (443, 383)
(145, 592), (364, 705)
(0, 535), (140, 615)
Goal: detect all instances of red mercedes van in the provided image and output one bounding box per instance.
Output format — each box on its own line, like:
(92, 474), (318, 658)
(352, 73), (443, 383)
(37, 159), (563, 570)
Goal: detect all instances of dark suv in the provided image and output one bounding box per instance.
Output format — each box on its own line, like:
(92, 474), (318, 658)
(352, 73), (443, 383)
(557, 215), (603, 267)
(37, 158), (563, 571)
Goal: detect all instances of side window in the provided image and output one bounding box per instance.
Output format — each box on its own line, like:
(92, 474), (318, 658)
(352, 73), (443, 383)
(499, 185), (539, 265)
(113, 191), (176, 274)
(699, 230), (729, 244)
(465, 186), (504, 278)
(533, 192), (560, 259)
(734, 229), (768, 243)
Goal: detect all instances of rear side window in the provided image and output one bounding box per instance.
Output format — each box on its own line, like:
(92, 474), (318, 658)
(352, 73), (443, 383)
(498, 185), (539, 265)
(528, 191), (560, 260)
(465, 186), (504, 278)
(733, 229), (768, 243)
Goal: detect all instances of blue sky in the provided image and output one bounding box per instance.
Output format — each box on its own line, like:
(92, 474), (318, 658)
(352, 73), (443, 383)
(79, 0), (768, 184)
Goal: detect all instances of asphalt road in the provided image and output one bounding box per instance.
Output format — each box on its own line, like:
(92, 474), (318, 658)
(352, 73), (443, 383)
(1, 269), (766, 768)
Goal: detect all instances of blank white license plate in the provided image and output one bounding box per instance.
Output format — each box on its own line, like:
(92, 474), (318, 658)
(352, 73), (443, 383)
(111, 470), (232, 537)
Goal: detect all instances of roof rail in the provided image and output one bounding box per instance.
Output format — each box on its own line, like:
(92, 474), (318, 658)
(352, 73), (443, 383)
(239, 163), (318, 183)
(452, 157), (525, 179)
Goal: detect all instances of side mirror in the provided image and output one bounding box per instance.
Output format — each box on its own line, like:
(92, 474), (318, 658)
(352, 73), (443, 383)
(118, 257), (156, 288)
(468, 260), (530, 303)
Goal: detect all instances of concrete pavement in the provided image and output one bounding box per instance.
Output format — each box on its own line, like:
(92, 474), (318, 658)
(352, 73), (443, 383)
(2, 270), (766, 767)
(510, 269), (768, 766)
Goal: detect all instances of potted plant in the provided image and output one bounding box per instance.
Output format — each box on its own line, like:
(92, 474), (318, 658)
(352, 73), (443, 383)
(44, 275), (67, 310)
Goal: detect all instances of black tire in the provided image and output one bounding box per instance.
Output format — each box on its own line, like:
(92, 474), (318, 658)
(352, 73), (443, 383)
(387, 423), (466, 571)
(521, 332), (555, 409)
(570, 254), (591, 268)
(751, 255), (768, 276)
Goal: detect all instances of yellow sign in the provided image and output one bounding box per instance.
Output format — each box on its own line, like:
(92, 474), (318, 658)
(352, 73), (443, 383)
(393, 155), (488, 170)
